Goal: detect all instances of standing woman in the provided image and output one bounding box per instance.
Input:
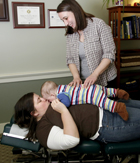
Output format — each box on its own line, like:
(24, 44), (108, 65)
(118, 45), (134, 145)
(57, 0), (117, 88)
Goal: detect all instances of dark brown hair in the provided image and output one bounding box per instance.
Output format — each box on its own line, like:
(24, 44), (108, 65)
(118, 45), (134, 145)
(57, 0), (94, 35)
(14, 92), (37, 141)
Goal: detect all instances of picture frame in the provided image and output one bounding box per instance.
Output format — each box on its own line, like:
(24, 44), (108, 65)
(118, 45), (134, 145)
(0, 0), (9, 21)
(48, 9), (65, 28)
(12, 2), (45, 28)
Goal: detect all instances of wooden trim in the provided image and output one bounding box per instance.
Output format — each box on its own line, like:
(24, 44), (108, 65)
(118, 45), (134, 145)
(0, 0), (9, 21)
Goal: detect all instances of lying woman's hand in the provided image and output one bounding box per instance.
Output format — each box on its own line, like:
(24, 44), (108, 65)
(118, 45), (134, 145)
(51, 99), (67, 114)
(69, 77), (82, 87)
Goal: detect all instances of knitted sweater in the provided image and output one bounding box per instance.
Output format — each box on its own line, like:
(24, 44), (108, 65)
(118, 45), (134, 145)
(66, 17), (117, 86)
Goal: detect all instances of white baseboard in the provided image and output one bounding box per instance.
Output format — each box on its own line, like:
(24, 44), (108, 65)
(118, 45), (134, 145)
(0, 69), (72, 84)
(0, 122), (9, 134)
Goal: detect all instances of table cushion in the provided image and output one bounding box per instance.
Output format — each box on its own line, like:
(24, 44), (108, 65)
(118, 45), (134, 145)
(105, 140), (140, 155)
(72, 139), (101, 154)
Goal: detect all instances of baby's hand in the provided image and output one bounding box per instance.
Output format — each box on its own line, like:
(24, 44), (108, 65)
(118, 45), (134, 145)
(51, 99), (67, 114)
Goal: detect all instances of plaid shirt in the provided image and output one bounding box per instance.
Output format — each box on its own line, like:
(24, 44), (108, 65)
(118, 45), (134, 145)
(66, 17), (117, 86)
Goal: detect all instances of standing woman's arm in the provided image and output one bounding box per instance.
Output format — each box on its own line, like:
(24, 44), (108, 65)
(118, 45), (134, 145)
(84, 19), (116, 88)
(69, 63), (82, 87)
(66, 36), (82, 87)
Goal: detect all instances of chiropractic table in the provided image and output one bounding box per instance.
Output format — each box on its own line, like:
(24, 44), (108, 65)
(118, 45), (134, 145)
(1, 115), (140, 163)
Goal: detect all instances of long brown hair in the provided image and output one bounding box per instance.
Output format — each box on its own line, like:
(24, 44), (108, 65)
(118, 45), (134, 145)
(57, 0), (95, 35)
(14, 92), (37, 141)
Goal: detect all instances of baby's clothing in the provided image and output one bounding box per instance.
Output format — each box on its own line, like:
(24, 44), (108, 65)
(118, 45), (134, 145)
(57, 84), (117, 112)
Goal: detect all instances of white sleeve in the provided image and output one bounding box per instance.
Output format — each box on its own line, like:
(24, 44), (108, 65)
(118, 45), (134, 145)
(47, 126), (80, 150)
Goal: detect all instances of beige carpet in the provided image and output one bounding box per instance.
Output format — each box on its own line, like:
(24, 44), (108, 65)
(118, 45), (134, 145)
(0, 134), (22, 163)
(0, 134), (42, 163)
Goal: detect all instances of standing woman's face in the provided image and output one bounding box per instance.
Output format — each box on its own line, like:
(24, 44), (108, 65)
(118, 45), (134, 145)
(58, 11), (76, 29)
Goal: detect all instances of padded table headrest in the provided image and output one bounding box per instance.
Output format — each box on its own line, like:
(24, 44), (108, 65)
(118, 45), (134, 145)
(10, 124), (28, 137)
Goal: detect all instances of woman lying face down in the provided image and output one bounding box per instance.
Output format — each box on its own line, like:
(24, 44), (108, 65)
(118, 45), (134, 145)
(15, 93), (80, 149)
(15, 92), (140, 150)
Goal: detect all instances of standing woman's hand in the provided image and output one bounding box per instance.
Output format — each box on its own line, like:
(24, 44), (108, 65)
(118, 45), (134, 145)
(83, 58), (111, 88)
(68, 64), (82, 87)
(69, 77), (82, 87)
(83, 73), (98, 89)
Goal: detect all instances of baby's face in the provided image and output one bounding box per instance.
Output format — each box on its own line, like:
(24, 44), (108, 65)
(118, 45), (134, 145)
(42, 93), (56, 102)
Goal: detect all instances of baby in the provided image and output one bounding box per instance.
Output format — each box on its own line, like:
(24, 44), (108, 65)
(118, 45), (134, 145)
(41, 81), (129, 121)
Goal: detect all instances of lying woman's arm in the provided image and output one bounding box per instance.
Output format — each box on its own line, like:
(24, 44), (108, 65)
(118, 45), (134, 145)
(47, 126), (80, 150)
(51, 99), (79, 138)
(49, 99), (80, 150)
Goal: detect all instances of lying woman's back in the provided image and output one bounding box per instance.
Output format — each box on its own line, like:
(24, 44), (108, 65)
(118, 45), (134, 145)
(36, 104), (100, 148)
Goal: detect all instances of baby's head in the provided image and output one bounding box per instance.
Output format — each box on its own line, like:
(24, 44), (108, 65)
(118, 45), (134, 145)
(41, 81), (58, 102)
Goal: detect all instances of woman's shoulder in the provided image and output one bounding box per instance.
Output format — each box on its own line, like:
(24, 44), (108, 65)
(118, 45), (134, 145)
(85, 17), (108, 33)
(88, 17), (106, 26)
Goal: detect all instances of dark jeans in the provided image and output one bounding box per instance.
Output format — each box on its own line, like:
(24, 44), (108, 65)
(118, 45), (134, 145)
(96, 99), (140, 143)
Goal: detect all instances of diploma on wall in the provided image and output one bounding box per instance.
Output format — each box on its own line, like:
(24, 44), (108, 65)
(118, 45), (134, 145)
(17, 6), (40, 24)
(49, 11), (64, 27)
(48, 9), (65, 28)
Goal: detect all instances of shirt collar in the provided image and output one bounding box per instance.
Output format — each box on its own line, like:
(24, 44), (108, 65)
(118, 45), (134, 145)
(84, 18), (90, 32)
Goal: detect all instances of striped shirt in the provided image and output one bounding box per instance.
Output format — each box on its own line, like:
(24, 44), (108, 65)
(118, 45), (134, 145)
(57, 84), (117, 112)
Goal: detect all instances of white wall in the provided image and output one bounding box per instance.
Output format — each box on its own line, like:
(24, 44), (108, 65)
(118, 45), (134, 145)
(0, 0), (109, 83)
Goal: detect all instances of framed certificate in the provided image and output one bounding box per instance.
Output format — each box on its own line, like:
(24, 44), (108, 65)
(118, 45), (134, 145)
(12, 2), (45, 28)
(0, 0), (9, 21)
(48, 9), (65, 28)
